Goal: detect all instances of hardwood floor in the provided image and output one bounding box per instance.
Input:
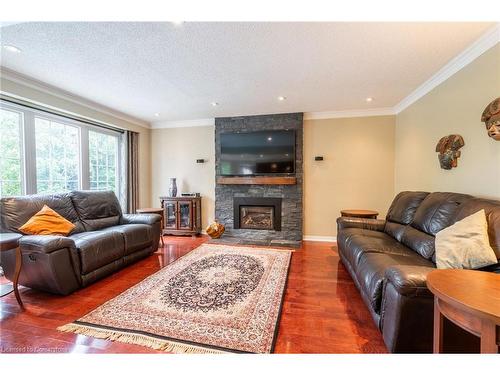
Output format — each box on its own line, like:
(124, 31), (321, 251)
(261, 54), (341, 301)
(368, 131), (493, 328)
(0, 236), (387, 353)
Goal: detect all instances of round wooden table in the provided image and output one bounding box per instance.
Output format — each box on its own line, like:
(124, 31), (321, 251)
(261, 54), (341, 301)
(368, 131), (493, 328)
(0, 233), (24, 309)
(340, 209), (379, 219)
(136, 208), (164, 246)
(427, 269), (500, 353)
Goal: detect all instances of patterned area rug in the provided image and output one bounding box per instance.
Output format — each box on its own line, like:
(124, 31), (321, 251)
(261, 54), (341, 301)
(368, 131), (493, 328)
(58, 243), (292, 353)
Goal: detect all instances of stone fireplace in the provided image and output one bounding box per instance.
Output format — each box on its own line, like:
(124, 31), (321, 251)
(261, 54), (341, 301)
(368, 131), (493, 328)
(213, 112), (303, 248)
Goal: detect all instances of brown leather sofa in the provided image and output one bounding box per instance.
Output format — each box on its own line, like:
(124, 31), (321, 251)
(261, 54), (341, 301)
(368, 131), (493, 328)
(0, 190), (161, 295)
(337, 191), (500, 353)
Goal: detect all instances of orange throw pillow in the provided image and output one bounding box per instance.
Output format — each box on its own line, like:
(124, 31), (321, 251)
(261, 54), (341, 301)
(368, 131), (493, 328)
(19, 205), (76, 236)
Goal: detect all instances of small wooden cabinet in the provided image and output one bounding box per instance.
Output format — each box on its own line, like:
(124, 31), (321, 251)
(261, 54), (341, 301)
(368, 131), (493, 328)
(160, 196), (202, 236)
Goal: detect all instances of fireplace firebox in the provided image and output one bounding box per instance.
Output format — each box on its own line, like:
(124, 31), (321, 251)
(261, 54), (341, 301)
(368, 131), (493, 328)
(233, 197), (282, 231)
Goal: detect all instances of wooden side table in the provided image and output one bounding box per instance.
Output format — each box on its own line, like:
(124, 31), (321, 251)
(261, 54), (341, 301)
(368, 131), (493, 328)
(340, 209), (379, 219)
(0, 233), (24, 309)
(427, 269), (500, 353)
(136, 208), (165, 246)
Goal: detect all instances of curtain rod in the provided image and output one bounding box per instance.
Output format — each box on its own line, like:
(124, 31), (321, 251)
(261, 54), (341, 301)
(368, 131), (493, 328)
(0, 95), (126, 134)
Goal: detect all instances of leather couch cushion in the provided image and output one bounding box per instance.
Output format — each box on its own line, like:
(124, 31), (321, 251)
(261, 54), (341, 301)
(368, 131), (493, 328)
(384, 192), (429, 240)
(386, 191), (429, 225)
(401, 226), (436, 260)
(339, 229), (417, 270)
(337, 227), (389, 251)
(401, 192), (472, 260)
(70, 230), (125, 274)
(100, 224), (153, 255)
(70, 190), (122, 231)
(410, 192), (472, 235)
(384, 265), (435, 297)
(384, 222), (407, 242)
(355, 252), (434, 313)
(0, 193), (84, 234)
(19, 235), (76, 254)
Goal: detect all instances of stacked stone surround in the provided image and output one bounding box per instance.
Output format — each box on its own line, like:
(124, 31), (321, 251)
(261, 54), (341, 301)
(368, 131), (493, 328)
(213, 112), (303, 248)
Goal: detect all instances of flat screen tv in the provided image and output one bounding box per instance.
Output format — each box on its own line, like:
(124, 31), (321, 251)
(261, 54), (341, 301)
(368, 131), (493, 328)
(220, 130), (295, 176)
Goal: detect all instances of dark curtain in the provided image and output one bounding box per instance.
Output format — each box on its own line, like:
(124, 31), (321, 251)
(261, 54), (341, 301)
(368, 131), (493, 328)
(123, 131), (139, 213)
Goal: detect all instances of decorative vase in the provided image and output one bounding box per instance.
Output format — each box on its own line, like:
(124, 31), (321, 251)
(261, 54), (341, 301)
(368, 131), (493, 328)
(168, 178), (177, 197)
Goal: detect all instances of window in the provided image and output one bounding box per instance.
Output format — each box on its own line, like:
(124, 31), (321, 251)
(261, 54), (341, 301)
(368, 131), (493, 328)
(89, 130), (118, 195)
(0, 101), (123, 201)
(0, 108), (24, 196)
(35, 117), (80, 194)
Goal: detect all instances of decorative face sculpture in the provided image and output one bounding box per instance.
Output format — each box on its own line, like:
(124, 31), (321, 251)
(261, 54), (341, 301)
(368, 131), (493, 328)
(435, 135), (465, 170)
(481, 97), (500, 141)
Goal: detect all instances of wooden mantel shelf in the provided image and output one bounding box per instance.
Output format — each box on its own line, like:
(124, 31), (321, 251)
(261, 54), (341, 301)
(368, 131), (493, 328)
(216, 176), (297, 185)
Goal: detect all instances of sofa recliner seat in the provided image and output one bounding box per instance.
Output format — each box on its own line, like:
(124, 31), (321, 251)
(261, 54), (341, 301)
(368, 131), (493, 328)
(337, 191), (500, 353)
(0, 190), (161, 295)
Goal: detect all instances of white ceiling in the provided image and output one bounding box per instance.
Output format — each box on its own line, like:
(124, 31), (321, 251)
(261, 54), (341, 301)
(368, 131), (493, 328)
(0, 22), (495, 124)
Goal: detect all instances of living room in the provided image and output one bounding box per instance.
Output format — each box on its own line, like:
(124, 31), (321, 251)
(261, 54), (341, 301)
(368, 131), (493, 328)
(1, 1), (499, 372)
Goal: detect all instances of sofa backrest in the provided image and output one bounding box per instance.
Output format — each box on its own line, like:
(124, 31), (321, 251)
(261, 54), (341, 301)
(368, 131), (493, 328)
(384, 191), (429, 241)
(0, 193), (85, 234)
(401, 192), (472, 260)
(69, 190), (122, 231)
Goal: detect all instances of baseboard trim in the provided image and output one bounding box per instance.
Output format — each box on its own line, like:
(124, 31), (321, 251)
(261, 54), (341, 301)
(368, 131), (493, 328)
(303, 235), (337, 243)
(200, 233), (337, 243)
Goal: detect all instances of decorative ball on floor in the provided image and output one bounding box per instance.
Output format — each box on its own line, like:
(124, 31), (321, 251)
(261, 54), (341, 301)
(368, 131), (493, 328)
(206, 221), (225, 239)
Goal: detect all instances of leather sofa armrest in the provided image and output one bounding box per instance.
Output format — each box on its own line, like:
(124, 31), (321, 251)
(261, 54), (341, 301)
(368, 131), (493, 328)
(385, 265), (435, 297)
(121, 213), (161, 225)
(19, 235), (75, 254)
(336, 217), (386, 231)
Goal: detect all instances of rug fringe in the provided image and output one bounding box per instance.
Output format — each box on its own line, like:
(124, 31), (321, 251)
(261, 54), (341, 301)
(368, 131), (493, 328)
(57, 323), (226, 354)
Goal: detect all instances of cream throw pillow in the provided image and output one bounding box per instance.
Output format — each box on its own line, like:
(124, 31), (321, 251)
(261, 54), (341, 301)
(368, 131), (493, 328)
(435, 209), (498, 269)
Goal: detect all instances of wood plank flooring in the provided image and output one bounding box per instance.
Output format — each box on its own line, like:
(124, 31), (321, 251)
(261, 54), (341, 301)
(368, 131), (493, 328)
(0, 236), (387, 353)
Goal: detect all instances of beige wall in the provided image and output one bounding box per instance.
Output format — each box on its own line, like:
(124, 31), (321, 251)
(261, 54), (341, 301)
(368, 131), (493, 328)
(150, 126), (215, 229)
(0, 77), (152, 207)
(9, 42), (496, 240)
(395, 44), (500, 199)
(304, 116), (396, 238)
(149, 118), (395, 239)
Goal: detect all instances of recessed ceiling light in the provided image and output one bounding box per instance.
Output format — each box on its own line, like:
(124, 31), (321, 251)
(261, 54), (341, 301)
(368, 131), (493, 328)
(154, 113), (160, 117)
(171, 21), (185, 26)
(267, 137), (273, 141)
(366, 97), (373, 102)
(211, 102), (219, 107)
(3, 45), (21, 53)
(277, 96), (286, 101)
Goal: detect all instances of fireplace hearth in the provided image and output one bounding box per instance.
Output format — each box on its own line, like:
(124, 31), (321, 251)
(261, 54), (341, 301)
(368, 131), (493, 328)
(233, 197), (282, 231)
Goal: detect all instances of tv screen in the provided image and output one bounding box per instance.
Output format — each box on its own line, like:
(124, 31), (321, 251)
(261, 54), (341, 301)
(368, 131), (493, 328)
(220, 130), (295, 176)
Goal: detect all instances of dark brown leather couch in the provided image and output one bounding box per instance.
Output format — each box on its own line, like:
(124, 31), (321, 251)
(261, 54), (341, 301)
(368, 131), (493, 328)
(337, 191), (500, 353)
(0, 190), (161, 295)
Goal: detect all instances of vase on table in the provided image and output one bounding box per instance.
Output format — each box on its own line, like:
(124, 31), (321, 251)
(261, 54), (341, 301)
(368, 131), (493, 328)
(168, 178), (177, 197)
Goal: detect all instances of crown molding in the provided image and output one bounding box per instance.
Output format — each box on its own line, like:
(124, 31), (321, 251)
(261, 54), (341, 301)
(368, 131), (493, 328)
(0, 67), (150, 129)
(304, 107), (395, 120)
(393, 23), (500, 114)
(151, 118), (215, 129)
